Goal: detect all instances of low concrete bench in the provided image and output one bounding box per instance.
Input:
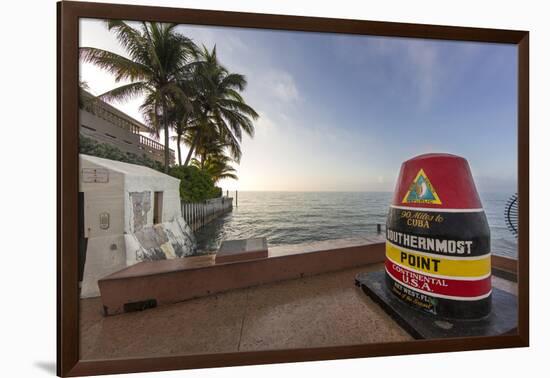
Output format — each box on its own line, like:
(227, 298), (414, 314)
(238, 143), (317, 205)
(215, 237), (268, 264)
(98, 236), (386, 315)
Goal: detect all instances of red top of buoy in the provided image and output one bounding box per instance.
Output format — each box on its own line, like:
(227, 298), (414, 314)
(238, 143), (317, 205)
(392, 153), (482, 209)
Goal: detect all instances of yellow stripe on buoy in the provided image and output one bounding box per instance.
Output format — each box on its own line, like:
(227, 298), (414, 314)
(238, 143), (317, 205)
(386, 243), (491, 278)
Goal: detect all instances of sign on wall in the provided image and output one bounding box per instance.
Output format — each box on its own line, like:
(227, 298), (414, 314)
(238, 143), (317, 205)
(82, 168), (109, 183)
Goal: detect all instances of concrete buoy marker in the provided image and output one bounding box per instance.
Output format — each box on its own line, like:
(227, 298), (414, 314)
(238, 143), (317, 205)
(385, 153), (491, 319)
(355, 153), (518, 339)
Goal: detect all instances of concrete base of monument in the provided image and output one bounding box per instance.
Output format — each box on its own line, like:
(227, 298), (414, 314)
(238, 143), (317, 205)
(355, 271), (517, 339)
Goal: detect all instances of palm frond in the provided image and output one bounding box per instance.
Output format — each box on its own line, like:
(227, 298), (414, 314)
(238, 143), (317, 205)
(221, 73), (247, 91)
(80, 47), (150, 82)
(84, 20), (259, 171)
(97, 81), (149, 103)
(105, 20), (150, 64)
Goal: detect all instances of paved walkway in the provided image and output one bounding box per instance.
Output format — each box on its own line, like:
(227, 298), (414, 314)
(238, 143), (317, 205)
(80, 264), (516, 360)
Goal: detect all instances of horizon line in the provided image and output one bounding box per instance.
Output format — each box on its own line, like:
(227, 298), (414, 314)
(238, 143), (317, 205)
(220, 189), (516, 194)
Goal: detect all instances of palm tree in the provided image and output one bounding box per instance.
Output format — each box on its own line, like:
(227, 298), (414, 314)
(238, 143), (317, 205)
(168, 100), (197, 166)
(171, 114), (191, 166)
(183, 122), (227, 169)
(80, 21), (197, 172)
(191, 154), (238, 184)
(183, 46), (259, 167)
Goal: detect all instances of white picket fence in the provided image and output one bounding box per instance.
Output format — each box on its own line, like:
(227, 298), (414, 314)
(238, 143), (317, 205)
(182, 197), (233, 231)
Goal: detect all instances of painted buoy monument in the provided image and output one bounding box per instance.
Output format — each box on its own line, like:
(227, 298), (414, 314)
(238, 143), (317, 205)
(385, 153), (491, 319)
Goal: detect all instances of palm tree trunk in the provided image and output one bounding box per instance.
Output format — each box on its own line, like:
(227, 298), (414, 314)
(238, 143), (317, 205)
(183, 129), (200, 167)
(184, 114), (207, 167)
(177, 133), (182, 166)
(162, 100), (170, 173)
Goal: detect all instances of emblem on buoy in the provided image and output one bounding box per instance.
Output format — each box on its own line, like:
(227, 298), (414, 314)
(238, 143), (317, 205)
(402, 169), (442, 205)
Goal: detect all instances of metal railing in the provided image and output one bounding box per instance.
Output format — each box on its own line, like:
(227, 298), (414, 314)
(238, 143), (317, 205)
(182, 197), (233, 231)
(138, 135), (176, 164)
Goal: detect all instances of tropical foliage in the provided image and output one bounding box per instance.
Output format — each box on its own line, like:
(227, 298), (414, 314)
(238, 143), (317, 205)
(80, 136), (222, 202)
(181, 46), (258, 166)
(80, 21), (259, 183)
(79, 135), (164, 171)
(80, 21), (197, 172)
(169, 165), (222, 203)
(191, 154), (237, 184)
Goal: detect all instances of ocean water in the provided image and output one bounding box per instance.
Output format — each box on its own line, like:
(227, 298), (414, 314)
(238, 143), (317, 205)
(195, 191), (518, 258)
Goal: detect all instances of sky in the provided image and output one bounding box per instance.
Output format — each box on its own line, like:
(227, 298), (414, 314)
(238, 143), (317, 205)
(79, 19), (518, 193)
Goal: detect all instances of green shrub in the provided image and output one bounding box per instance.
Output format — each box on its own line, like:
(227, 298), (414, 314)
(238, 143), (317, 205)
(169, 165), (222, 203)
(79, 134), (164, 172)
(211, 186), (222, 199)
(80, 135), (222, 202)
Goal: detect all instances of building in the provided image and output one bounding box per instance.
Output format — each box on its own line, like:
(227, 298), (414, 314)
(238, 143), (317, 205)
(79, 154), (196, 298)
(80, 90), (175, 165)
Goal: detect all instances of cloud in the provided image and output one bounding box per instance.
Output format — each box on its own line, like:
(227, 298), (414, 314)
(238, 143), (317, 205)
(175, 25), (250, 69)
(372, 38), (442, 111)
(332, 35), (443, 111)
(404, 41), (439, 110)
(260, 70), (301, 103)
(81, 20), (515, 193)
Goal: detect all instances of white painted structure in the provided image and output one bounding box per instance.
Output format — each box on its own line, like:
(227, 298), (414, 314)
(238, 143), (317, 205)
(79, 154), (196, 298)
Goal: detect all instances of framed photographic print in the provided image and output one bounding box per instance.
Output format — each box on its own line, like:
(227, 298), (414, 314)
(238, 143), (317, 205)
(57, 1), (529, 376)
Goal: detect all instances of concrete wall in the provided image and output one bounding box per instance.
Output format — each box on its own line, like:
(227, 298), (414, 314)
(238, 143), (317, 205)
(80, 109), (143, 157)
(80, 107), (175, 164)
(79, 155), (196, 298)
(80, 158), (125, 238)
(79, 157), (128, 298)
(124, 173), (182, 234)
